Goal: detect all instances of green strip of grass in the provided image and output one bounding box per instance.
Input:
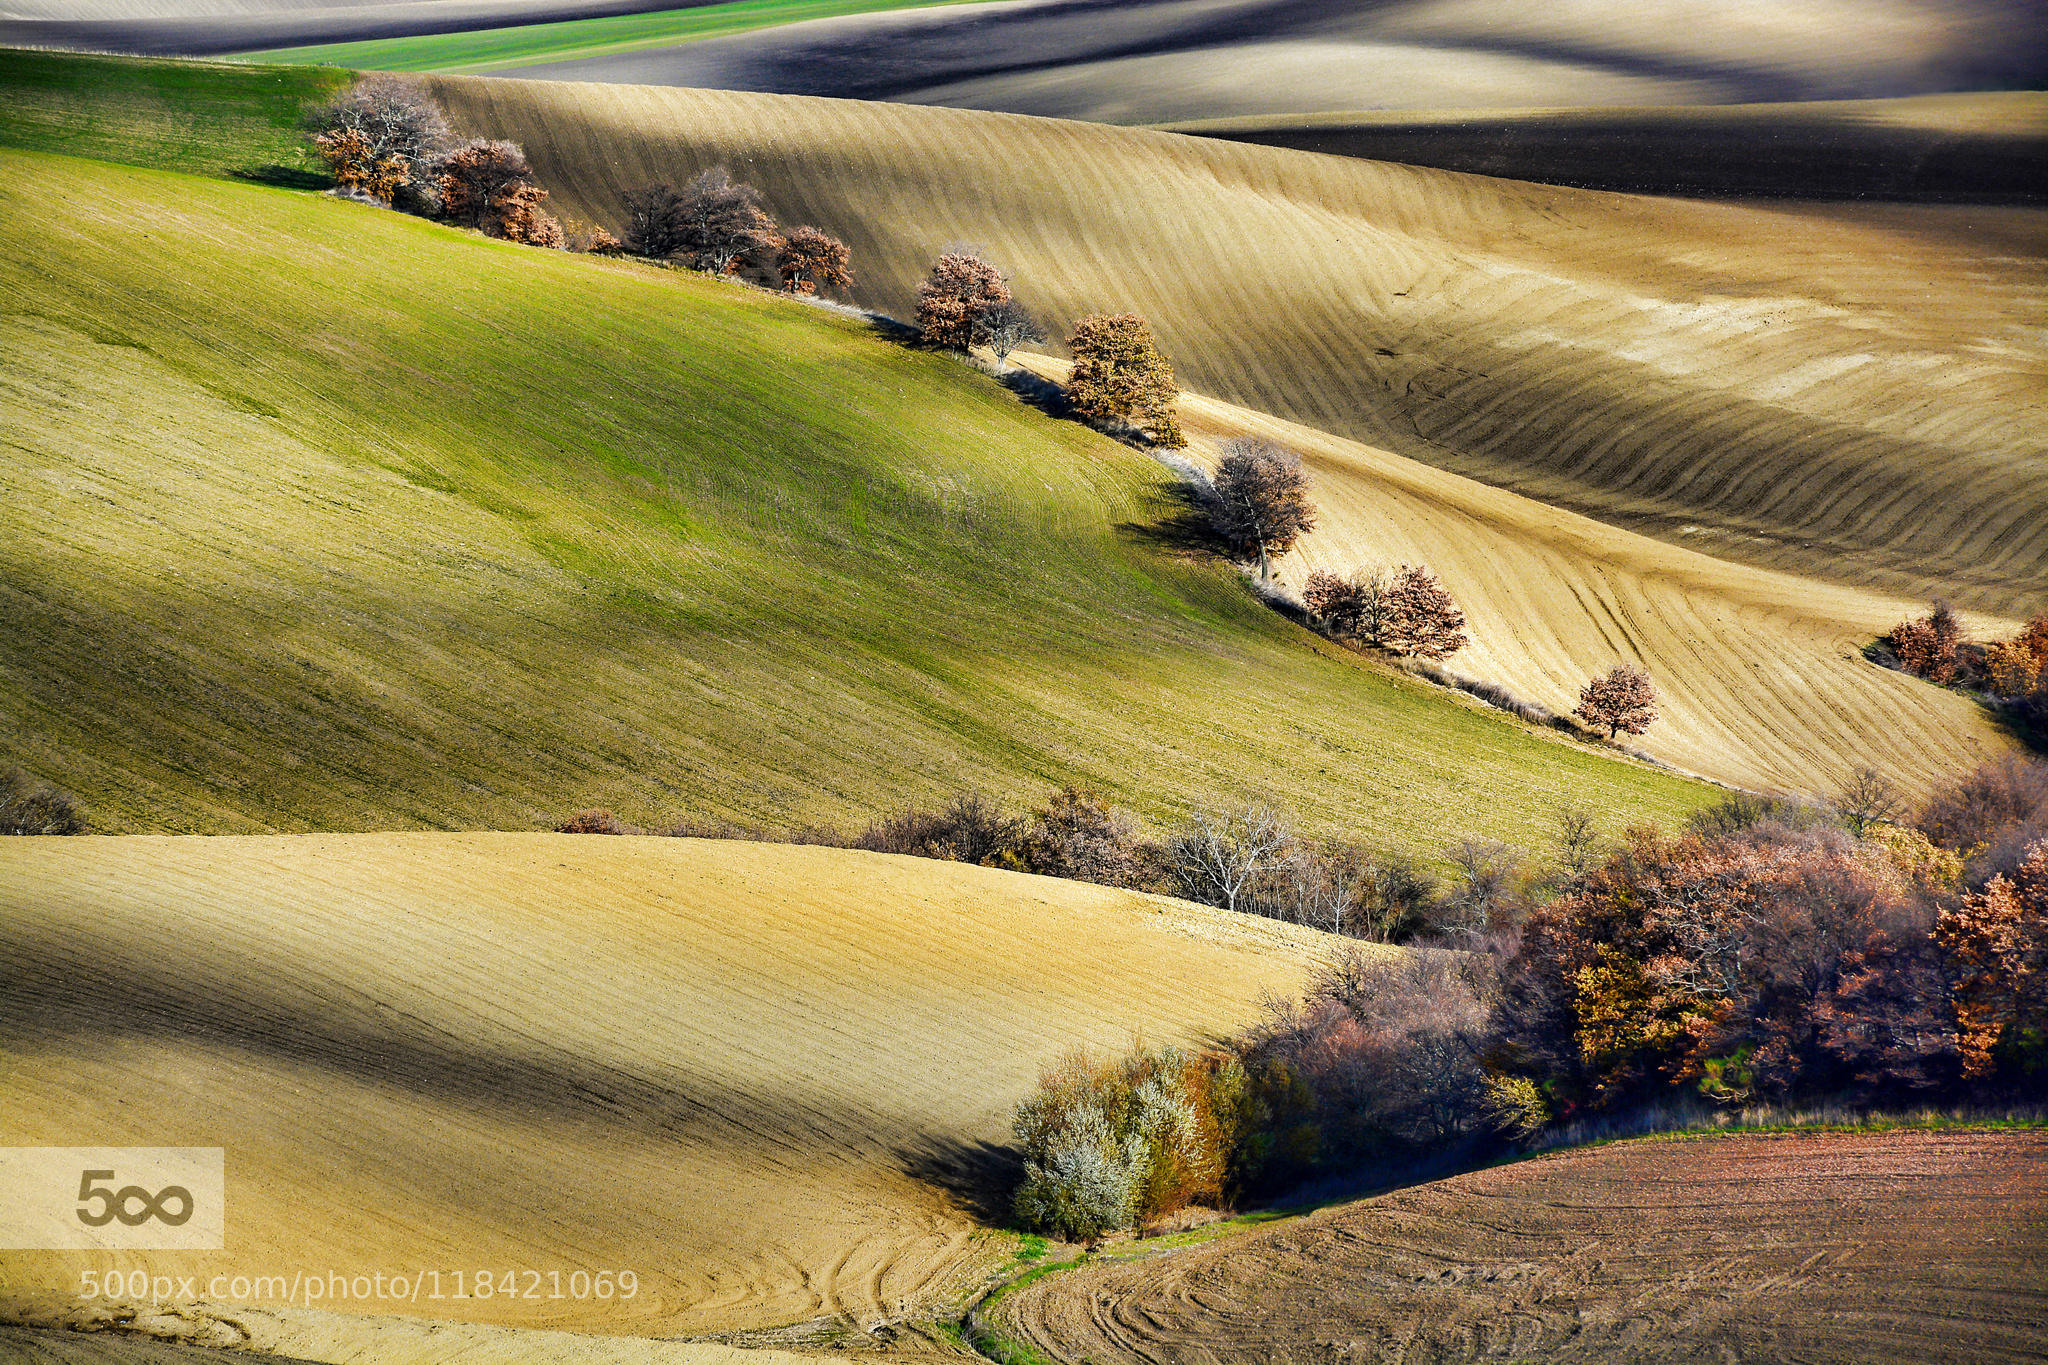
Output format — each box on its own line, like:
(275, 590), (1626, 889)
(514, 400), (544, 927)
(233, 0), (974, 74)
(0, 48), (347, 181)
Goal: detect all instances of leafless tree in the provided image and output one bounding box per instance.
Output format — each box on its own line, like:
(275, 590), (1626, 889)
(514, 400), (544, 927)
(620, 180), (691, 258)
(1436, 837), (1522, 942)
(1165, 801), (1294, 915)
(672, 166), (778, 274)
(1208, 437), (1315, 580)
(1554, 803), (1604, 880)
(973, 298), (1044, 368)
(1834, 765), (1902, 836)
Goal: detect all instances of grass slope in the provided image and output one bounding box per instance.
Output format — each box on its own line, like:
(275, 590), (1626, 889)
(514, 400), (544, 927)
(0, 833), (1338, 1342)
(1000, 1129), (2048, 1363)
(0, 48), (346, 181)
(0, 143), (1707, 841)
(1004, 355), (2018, 798)
(423, 74), (2048, 618)
(235, 0), (971, 75)
(1157, 94), (2048, 203)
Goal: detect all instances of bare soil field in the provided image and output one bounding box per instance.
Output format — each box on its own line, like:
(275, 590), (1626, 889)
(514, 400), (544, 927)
(1001, 1129), (2048, 1364)
(488, 0), (2048, 120)
(1160, 93), (2048, 202)
(430, 75), (2048, 620)
(1010, 352), (2015, 797)
(0, 834), (1336, 1348)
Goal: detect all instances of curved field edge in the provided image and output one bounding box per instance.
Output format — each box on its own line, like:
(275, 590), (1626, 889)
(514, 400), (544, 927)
(422, 74), (2048, 618)
(1012, 354), (2023, 798)
(0, 832), (1345, 1341)
(0, 142), (1714, 844)
(1151, 94), (2048, 203)
(991, 1127), (2048, 1365)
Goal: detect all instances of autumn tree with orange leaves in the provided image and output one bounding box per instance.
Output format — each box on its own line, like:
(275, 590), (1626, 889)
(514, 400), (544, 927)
(777, 226), (854, 295)
(1575, 665), (1658, 740)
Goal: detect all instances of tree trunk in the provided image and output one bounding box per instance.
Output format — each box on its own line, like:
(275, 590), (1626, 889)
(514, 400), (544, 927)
(1258, 541), (1270, 581)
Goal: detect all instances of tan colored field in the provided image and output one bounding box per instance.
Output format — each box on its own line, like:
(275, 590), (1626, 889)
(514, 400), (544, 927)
(1000, 1129), (2048, 1364)
(1016, 352), (2016, 796)
(431, 76), (2048, 620)
(0, 834), (1335, 1351)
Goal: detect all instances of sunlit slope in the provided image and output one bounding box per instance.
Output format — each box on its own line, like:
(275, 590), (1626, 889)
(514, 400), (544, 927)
(0, 834), (1335, 1339)
(0, 148), (1709, 841)
(431, 76), (2048, 616)
(1157, 94), (2048, 202)
(1040, 359), (2018, 797)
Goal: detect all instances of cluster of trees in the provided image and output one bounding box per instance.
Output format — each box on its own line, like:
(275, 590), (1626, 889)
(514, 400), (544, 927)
(1010, 756), (2048, 1239)
(1305, 563), (1466, 660)
(1885, 603), (2048, 711)
(620, 169), (853, 294)
(308, 79), (578, 248)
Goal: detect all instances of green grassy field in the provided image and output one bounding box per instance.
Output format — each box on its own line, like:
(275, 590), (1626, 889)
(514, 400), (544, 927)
(235, 0), (968, 74)
(0, 54), (1713, 843)
(0, 48), (346, 181)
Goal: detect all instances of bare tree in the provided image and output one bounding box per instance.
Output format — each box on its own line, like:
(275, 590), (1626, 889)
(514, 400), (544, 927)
(305, 75), (450, 212)
(1436, 838), (1522, 942)
(1208, 437), (1316, 580)
(620, 180), (691, 258)
(1554, 803), (1604, 880)
(1165, 802), (1294, 915)
(673, 166), (777, 274)
(1834, 765), (1902, 836)
(1573, 665), (1658, 740)
(973, 298), (1044, 369)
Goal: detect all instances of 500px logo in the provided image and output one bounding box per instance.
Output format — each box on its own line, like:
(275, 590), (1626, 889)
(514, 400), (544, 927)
(0, 1148), (223, 1250)
(75, 1170), (194, 1227)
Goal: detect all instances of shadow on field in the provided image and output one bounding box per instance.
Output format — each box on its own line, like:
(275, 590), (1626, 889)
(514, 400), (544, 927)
(1115, 480), (1228, 563)
(893, 1134), (1022, 1225)
(232, 165), (331, 192)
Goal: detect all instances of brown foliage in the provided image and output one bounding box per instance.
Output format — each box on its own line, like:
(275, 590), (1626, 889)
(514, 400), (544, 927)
(312, 128), (411, 205)
(557, 808), (638, 834)
(916, 252), (1009, 350)
(438, 139), (561, 245)
(663, 167), (778, 273)
(1574, 665), (1658, 739)
(304, 75), (449, 212)
(1065, 313), (1180, 444)
(1385, 565), (1468, 660)
(1887, 601), (1963, 683)
(776, 225), (854, 295)
(1019, 785), (1142, 887)
(1207, 437), (1314, 580)
(1983, 614), (2048, 699)
(1937, 839), (2048, 1078)
(1916, 756), (2048, 856)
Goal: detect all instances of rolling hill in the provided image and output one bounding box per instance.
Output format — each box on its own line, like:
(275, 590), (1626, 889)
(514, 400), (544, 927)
(997, 1128), (2048, 1364)
(0, 125), (1712, 842)
(0, 833), (1339, 1349)
(285, 0), (2048, 121)
(1004, 355), (2018, 797)
(425, 73), (2048, 619)
(1158, 93), (2048, 202)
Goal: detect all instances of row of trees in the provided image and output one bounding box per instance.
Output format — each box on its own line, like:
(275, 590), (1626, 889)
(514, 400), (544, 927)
(620, 170), (854, 294)
(1011, 756), (2048, 1238)
(310, 79), (575, 247)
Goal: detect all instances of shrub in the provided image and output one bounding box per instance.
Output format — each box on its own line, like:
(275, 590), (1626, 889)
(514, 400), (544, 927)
(857, 791), (1019, 865)
(312, 128), (412, 205)
(1480, 1073), (1549, 1141)
(916, 252), (1009, 351)
(0, 768), (86, 835)
(1207, 438), (1314, 581)
(1916, 756), (2048, 855)
(1887, 601), (1963, 683)
(1573, 665), (1657, 740)
(1019, 786), (1144, 887)
(1011, 1047), (1241, 1239)
(776, 226), (854, 295)
(1065, 313), (1182, 447)
(1984, 614), (2048, 699)
(557, 808), (638, 834)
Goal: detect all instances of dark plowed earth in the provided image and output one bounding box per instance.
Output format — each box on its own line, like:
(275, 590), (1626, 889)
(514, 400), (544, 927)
(1002, 1130), (2048, 1365)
